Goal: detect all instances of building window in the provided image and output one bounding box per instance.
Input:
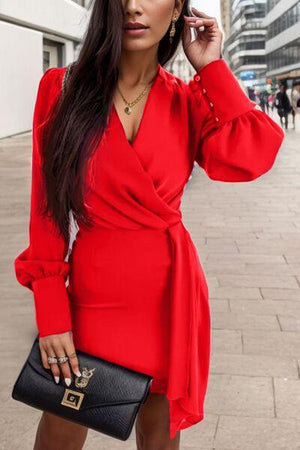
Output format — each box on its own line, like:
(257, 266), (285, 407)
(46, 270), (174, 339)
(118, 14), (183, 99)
(231, 2), (266, 26)
(266, 38), (300, 71)
(266, 0), (282, 13)
(230, 41), (265, 52)
(267, 2), (300, 39)
(43, 39), (64, 72)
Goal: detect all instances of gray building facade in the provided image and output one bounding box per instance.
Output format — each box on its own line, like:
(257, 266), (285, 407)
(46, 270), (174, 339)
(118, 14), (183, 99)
(222, 0), (267, 88)
(264, 0), (300, 84)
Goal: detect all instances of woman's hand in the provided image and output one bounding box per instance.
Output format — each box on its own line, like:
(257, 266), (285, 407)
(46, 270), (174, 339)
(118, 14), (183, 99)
(39, 330), (81, 385)
(182, 7), (223, 72)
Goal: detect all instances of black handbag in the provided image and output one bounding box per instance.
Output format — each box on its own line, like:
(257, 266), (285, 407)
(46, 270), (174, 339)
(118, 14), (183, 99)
(11, 335), (153, 440)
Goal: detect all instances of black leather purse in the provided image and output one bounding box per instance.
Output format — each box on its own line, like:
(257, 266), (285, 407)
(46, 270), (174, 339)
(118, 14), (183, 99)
(12, 335), (153, 440)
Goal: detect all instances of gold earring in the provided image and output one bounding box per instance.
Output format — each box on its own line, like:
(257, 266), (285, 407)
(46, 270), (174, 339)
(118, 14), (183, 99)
(169, 15), (177, 44)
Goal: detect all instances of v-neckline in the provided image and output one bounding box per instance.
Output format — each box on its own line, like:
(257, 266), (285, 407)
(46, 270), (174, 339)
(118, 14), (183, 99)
(112, 63), (162, 150)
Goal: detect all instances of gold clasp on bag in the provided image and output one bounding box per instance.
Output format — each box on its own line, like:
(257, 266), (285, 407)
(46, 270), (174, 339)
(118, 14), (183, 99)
(61, 366), (96, 409)
(61, 389), (84, 410)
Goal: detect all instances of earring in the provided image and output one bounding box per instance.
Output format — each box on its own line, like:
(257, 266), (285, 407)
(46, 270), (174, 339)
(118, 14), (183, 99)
(169, 15), (177, 44)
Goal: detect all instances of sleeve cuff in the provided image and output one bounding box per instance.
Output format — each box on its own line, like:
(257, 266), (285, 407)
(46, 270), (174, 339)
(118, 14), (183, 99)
(32, 275), (72, 337)
(191, 59), (255, 125)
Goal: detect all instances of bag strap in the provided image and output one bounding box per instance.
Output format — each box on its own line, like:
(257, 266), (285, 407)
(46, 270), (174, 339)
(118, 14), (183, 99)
(61, 63), (73, 99)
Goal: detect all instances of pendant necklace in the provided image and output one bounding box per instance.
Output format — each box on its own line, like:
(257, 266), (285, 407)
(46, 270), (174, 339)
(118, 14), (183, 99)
(116, 78), (153, 115)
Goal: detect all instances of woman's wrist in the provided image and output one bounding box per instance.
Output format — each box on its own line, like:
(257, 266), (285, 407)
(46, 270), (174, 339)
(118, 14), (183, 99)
(191, 58), (255, 125)
(194, 56), (223, 73)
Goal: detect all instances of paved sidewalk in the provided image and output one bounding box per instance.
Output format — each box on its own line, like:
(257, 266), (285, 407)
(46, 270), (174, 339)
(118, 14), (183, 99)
(1, 114), (300, 449)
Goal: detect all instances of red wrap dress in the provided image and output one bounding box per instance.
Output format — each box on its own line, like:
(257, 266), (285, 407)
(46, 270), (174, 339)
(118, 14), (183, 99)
(14, 59), (284, 439)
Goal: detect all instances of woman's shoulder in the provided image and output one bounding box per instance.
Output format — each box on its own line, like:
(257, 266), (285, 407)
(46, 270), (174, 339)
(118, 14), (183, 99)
(160, 65), (193, 99)
(38, 66), (66, 92)
(161, 65), (186, 85)
(36, 66), (68, 104)
(33, 67), (66, 127)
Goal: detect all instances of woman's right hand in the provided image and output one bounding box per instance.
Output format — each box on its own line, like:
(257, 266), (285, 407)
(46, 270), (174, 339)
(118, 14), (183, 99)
(39, 331), (81, 385)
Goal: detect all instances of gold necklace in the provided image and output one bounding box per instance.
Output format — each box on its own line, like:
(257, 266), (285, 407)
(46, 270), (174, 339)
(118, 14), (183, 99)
(116, 78), (153, 115)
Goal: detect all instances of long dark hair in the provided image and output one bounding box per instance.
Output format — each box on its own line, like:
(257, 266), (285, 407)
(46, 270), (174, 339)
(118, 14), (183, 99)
(41, 0), (190, 242)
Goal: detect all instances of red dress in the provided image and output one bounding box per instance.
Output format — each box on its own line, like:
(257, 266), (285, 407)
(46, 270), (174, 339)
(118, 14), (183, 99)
(14, 59), (284, 439)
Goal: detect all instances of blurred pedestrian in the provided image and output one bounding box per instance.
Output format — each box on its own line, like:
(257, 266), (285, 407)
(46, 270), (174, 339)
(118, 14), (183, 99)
(290, 81), (300, 129)
(259, 90), (269, 114)
(268, 93), (275, 111)
(254, 89), (260, 105)
(247, 87), (256, 102)
(274, 84), (292, 130)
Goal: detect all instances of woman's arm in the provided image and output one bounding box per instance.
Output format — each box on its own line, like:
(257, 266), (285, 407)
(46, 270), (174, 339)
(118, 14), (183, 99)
(187, 59), (285, 181)
(14, 67), (73, 338)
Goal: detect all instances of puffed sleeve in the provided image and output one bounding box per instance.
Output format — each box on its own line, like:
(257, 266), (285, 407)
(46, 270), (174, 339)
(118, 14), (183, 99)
(14, 67), (73, 338)
(187, 59), (284, 181)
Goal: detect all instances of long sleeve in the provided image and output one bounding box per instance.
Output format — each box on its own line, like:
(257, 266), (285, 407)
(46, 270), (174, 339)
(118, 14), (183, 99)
(187, 59), (284, 182)
(14, 67), (73, 338)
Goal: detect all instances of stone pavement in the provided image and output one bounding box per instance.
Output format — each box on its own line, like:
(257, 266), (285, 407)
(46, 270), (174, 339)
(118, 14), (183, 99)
(1, 112), (300, 449)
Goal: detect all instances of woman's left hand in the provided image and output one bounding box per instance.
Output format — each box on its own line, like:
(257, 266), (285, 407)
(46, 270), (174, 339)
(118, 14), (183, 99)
(182, 7), (223, 72)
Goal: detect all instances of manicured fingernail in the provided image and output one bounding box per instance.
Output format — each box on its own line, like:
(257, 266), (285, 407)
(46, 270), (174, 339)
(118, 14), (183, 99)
(54, 376), (60, 384)
(65, 378), (71, 386)
(75, 370), (82, 377)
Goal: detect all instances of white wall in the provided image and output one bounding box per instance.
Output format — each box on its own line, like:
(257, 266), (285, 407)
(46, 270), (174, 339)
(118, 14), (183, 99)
(0, 21), (42, 137)
(0, 0), (89, 138)
(0, 0), (88, 40)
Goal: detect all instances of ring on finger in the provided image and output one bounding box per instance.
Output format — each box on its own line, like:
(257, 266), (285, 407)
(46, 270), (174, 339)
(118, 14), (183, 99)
(47, 356), (58, 364)
(57, 355), (69, 364)
(68, 352), (77, 359)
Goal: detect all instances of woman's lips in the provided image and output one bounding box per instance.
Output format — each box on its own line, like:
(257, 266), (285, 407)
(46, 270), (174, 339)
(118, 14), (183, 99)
(123, 27), (149, 36)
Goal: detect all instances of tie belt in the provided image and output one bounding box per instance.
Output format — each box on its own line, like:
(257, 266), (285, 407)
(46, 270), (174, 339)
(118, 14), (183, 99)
(164, 218), (211, 437)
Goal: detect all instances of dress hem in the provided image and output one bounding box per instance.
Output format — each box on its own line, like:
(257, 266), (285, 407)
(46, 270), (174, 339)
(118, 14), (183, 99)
(148, 380), (205, 439)
(169, 411), (204, 439)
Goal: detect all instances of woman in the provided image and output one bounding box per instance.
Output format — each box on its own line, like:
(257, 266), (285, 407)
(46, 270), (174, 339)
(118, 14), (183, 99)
(14, 0), (284, 449)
